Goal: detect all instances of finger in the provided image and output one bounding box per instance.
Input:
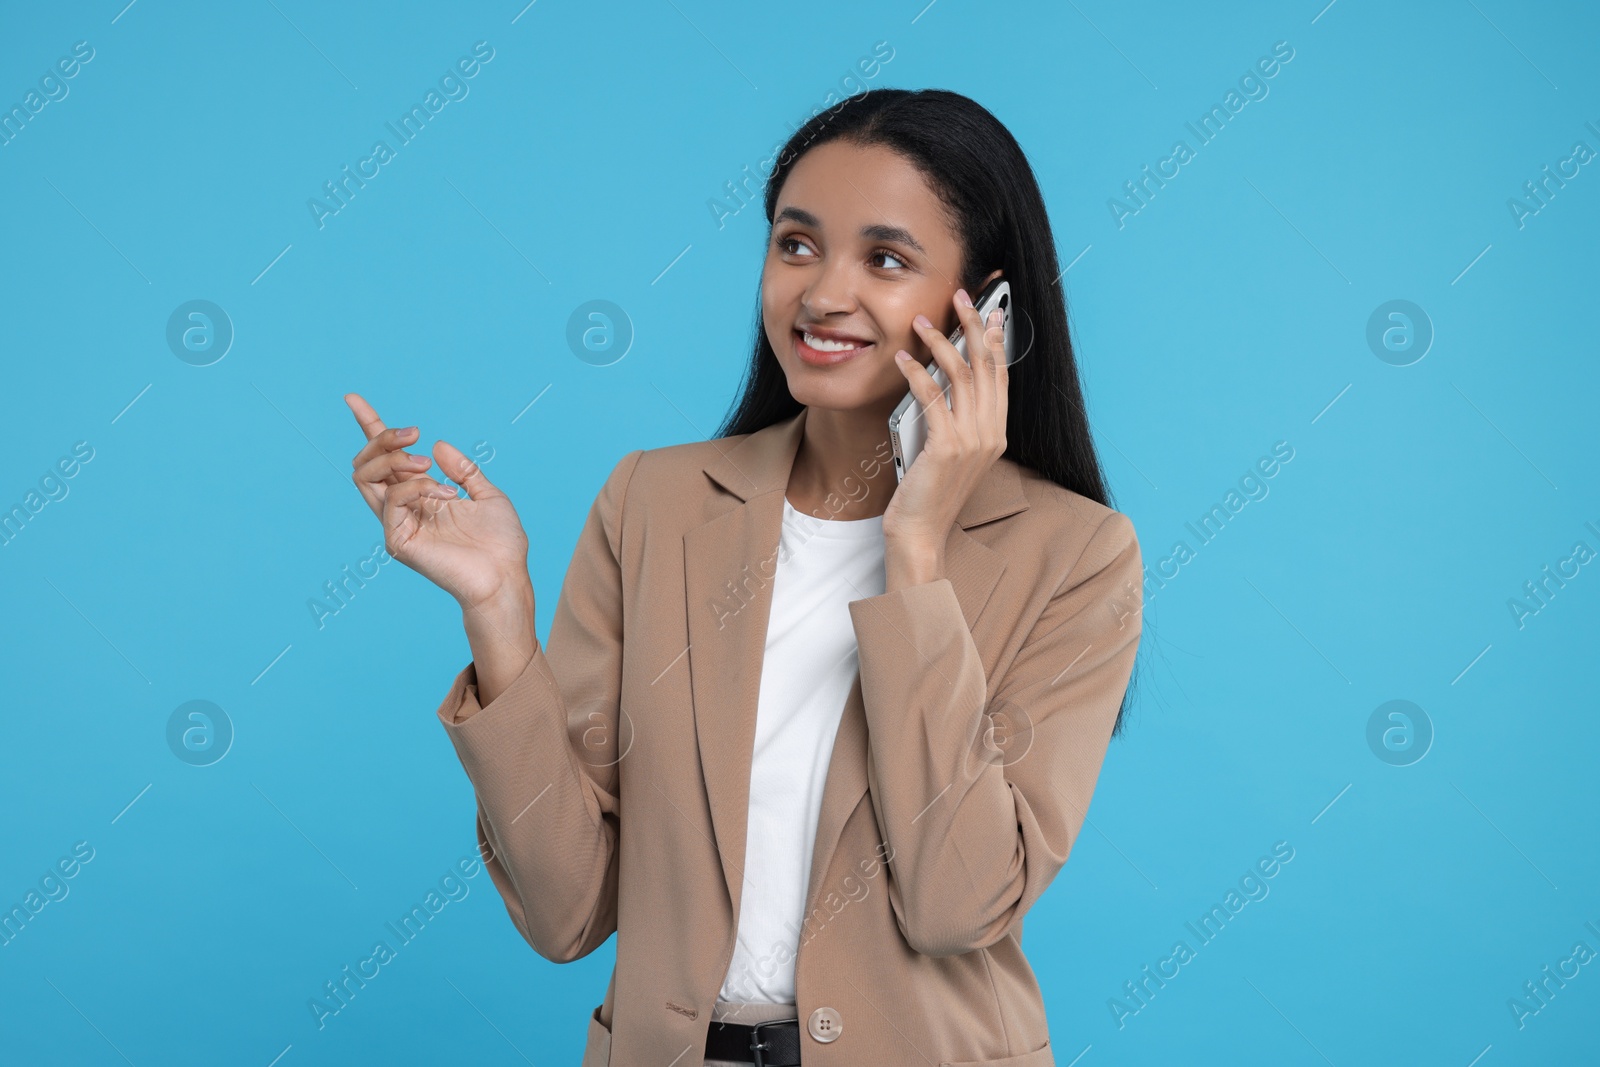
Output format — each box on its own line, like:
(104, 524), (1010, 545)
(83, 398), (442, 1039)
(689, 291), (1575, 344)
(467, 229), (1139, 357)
(955, 292), (994, 438)
(387, 474), (459, 513)
(979, 306), (1008, 450)
(433, 439), (503, 501)
(354, 447), (432, 488)
(345, 393), (388, 442)
(351, 424), (425, 481)
(382, 476), (459, 546)
(895, 350), (955, 443)
(994, 315), (1010, 454)
(910, 311), (970, 425)
(350, 425), (429, 517)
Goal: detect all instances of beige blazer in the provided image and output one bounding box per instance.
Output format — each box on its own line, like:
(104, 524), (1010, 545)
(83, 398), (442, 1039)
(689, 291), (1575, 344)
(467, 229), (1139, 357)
(434, 407), (1143, 1066)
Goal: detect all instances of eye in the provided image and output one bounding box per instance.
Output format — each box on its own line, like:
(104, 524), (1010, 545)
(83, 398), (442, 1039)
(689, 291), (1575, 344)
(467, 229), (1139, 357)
(777, 234), (816, 258)
(869, 248), (907, 270)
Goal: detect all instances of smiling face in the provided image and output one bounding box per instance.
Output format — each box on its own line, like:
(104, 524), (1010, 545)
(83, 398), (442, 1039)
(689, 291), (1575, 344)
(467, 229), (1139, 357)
(762, 139), (982, 417)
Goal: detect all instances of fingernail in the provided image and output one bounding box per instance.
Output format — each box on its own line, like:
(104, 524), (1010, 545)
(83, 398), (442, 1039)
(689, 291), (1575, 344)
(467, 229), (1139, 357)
(398, 426), (417, 436)
(913, 314), (932, 329)
(988, 309), (1003, 326)
(955, 289), (973, 308)
(895, 350), (910, 361)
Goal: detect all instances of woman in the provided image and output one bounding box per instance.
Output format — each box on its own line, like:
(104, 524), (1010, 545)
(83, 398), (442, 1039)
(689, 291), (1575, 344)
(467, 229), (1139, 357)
(345, 88), (1142, 1067)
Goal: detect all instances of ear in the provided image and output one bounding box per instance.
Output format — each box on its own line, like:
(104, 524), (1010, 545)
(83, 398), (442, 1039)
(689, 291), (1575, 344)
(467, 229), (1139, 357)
(979, 268), (1003, 290)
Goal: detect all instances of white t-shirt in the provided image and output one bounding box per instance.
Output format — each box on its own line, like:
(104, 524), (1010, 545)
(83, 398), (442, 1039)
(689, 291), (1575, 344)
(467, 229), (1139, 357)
(716, 495), (886, 1005)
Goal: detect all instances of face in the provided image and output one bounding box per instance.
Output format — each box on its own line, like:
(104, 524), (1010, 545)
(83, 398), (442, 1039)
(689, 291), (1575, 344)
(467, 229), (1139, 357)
(761, 140), (993, 416)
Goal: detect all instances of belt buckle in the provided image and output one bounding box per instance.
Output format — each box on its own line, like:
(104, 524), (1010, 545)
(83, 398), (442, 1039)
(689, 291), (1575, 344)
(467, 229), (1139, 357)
(747, 1016), (799, 1067)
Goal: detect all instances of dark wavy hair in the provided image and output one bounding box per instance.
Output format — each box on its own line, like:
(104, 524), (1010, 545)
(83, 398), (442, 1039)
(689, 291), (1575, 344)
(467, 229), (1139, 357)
(713, 87), (1140, 737)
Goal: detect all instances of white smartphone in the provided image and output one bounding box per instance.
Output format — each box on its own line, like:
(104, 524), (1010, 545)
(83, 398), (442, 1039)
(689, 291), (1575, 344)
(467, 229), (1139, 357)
(888, 278), (1015, 482)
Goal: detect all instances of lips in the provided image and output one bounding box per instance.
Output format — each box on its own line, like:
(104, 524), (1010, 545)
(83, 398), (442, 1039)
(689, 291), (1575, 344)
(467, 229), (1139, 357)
(793, 326), (874, 366)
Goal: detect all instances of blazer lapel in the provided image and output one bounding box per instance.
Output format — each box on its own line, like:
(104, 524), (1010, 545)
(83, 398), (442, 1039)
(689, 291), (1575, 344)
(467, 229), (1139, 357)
(682, 406), (1033, 927)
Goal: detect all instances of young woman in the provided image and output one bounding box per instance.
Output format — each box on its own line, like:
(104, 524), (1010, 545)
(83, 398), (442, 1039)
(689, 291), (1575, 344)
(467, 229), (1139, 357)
(345, 88), (1142, 1067)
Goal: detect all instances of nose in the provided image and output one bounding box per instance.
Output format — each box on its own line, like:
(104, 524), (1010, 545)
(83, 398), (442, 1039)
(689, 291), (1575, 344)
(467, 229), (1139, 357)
(800, 256), (858, 319)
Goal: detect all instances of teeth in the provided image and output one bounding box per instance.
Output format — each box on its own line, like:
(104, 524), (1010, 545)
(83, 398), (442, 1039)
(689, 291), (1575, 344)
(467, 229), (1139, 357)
(802, 331), (865, 353)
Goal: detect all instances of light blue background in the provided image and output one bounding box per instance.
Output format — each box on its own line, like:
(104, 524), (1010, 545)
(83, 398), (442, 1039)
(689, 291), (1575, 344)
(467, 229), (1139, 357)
(2, 0), (1596, 1063)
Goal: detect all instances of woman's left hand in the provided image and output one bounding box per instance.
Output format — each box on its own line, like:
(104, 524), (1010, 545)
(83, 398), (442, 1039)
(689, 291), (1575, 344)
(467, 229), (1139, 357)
(882, 287), (1009, 584)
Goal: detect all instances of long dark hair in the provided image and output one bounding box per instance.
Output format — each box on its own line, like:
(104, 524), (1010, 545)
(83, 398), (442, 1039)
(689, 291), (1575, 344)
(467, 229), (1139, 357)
(714, 87), (1140, 738)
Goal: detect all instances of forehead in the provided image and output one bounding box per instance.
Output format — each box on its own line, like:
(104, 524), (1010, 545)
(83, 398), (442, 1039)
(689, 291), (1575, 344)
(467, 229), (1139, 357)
(774, 140), (960, 254)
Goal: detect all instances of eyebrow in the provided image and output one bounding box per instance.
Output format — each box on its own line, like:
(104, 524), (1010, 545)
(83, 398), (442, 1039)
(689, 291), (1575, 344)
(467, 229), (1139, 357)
(774, 206), (927, 256)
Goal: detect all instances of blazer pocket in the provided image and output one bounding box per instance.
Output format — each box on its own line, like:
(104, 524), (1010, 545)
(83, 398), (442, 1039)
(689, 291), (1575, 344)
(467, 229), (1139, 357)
(580, 1003), (612, 1067)
(939, 1038), (1053, 1067)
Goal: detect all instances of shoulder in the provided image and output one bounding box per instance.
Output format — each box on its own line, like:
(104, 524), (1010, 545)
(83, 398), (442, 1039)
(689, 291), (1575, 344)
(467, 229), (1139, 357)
(622, 436), (742, 495)
(1001, 459), (1141, 578)
(595, 435), (752, 522)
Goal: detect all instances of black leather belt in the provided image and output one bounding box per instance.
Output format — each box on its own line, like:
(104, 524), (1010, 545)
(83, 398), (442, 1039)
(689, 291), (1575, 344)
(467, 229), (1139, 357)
(704, 1016), (802, 1066)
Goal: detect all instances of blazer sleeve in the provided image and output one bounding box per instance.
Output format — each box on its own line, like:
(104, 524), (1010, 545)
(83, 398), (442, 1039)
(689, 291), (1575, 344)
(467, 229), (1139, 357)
(847, 509), (1143, 957)
(433, 448), (644, 964)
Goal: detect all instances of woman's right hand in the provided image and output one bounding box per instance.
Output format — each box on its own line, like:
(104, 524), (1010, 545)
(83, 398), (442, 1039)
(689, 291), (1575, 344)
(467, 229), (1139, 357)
(345, 392), (531, 611)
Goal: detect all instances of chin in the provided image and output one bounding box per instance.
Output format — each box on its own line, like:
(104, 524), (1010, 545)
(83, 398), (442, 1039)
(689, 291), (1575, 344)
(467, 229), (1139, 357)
(783, 367), (902, 416)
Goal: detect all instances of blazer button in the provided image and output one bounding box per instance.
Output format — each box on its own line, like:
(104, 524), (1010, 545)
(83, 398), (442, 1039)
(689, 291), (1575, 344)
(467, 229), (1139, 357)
(807, 1006), (843, 1043)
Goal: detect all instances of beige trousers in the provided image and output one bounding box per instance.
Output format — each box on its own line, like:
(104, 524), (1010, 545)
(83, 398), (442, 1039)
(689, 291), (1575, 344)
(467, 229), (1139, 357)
(702, 998), (802, 1067)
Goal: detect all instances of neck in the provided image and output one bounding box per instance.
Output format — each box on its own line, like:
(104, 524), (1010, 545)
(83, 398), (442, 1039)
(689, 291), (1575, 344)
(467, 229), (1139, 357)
(786, 403), (899, 521)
